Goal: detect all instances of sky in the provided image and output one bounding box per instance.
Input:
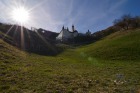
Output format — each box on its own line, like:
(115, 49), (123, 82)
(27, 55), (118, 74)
(0, 0), (140, 33)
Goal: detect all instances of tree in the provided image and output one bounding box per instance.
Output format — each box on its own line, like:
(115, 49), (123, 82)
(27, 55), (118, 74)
(121, 14), (132, 30)
(113, 14), (140, 30)
(132, 16), (140, 28)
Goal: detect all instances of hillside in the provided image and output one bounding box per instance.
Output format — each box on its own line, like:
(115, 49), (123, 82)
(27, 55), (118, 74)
(78, 28), (140, 60)
(0, 23), (59, 55)
(0, 40), (24, 60)
(0, 29), (140, 93)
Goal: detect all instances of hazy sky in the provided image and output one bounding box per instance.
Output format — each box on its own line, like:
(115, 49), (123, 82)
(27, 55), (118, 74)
(0, 0), (140, 33)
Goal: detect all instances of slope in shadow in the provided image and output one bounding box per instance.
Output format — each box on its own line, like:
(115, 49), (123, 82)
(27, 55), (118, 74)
(0, 23), (62, 56)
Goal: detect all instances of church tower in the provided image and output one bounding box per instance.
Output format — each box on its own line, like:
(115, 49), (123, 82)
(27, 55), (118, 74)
(62, 26), (64, 30)
(72, 25), (75, 32)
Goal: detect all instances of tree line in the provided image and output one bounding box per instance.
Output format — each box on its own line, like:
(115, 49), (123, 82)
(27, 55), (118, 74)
(92, 14), (140, 41)
(114, 14), (140, 30)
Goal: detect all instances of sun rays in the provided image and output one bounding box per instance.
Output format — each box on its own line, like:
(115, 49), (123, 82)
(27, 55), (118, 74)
(11, 7), (29, 24)
(0, 0), (57, 50)
(0, 0), (38, 49)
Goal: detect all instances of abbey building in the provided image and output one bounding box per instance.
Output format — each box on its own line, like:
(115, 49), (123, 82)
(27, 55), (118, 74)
(56, 25), (78, 41)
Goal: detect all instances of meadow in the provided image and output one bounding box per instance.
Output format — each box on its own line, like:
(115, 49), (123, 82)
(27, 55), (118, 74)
(0, 29), (140, 93)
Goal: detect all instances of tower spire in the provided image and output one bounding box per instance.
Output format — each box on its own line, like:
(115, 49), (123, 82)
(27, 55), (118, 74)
(62, 25), (64, 30)
(72, 24), (75, 32)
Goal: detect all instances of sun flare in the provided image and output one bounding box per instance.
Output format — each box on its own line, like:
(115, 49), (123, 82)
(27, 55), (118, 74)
(12, 7), (29, 24)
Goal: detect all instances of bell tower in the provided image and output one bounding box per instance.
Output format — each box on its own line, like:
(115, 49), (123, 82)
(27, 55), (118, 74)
(72, 25), (75, 32)
(62, 26), (64, 30)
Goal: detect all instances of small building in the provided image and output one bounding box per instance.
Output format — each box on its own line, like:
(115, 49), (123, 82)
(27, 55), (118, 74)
(56, 25), (78, 41)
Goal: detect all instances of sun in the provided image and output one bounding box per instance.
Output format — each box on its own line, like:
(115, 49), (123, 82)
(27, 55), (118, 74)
(12, 7), (29, 24)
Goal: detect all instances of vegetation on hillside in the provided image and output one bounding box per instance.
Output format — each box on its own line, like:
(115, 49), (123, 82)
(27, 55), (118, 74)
(0, 15), (140, 93)
(114, 14), (140, 30)
(0, 28), (140, 92)
(79, 28), (140, 60)
(0, 23), (60, 55)
(92, 15), (140, 41)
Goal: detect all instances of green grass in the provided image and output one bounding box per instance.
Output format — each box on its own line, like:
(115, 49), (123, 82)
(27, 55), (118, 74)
(0, 29), (140, 93)
(78, 29), (140, 60)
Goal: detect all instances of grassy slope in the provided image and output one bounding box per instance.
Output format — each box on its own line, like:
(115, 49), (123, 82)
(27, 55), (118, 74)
(0, 29), (140, 93)
(78, 29), (140, 60)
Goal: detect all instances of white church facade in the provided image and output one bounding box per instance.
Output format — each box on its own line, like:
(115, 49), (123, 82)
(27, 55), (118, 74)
(56, 25), (78, 41)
